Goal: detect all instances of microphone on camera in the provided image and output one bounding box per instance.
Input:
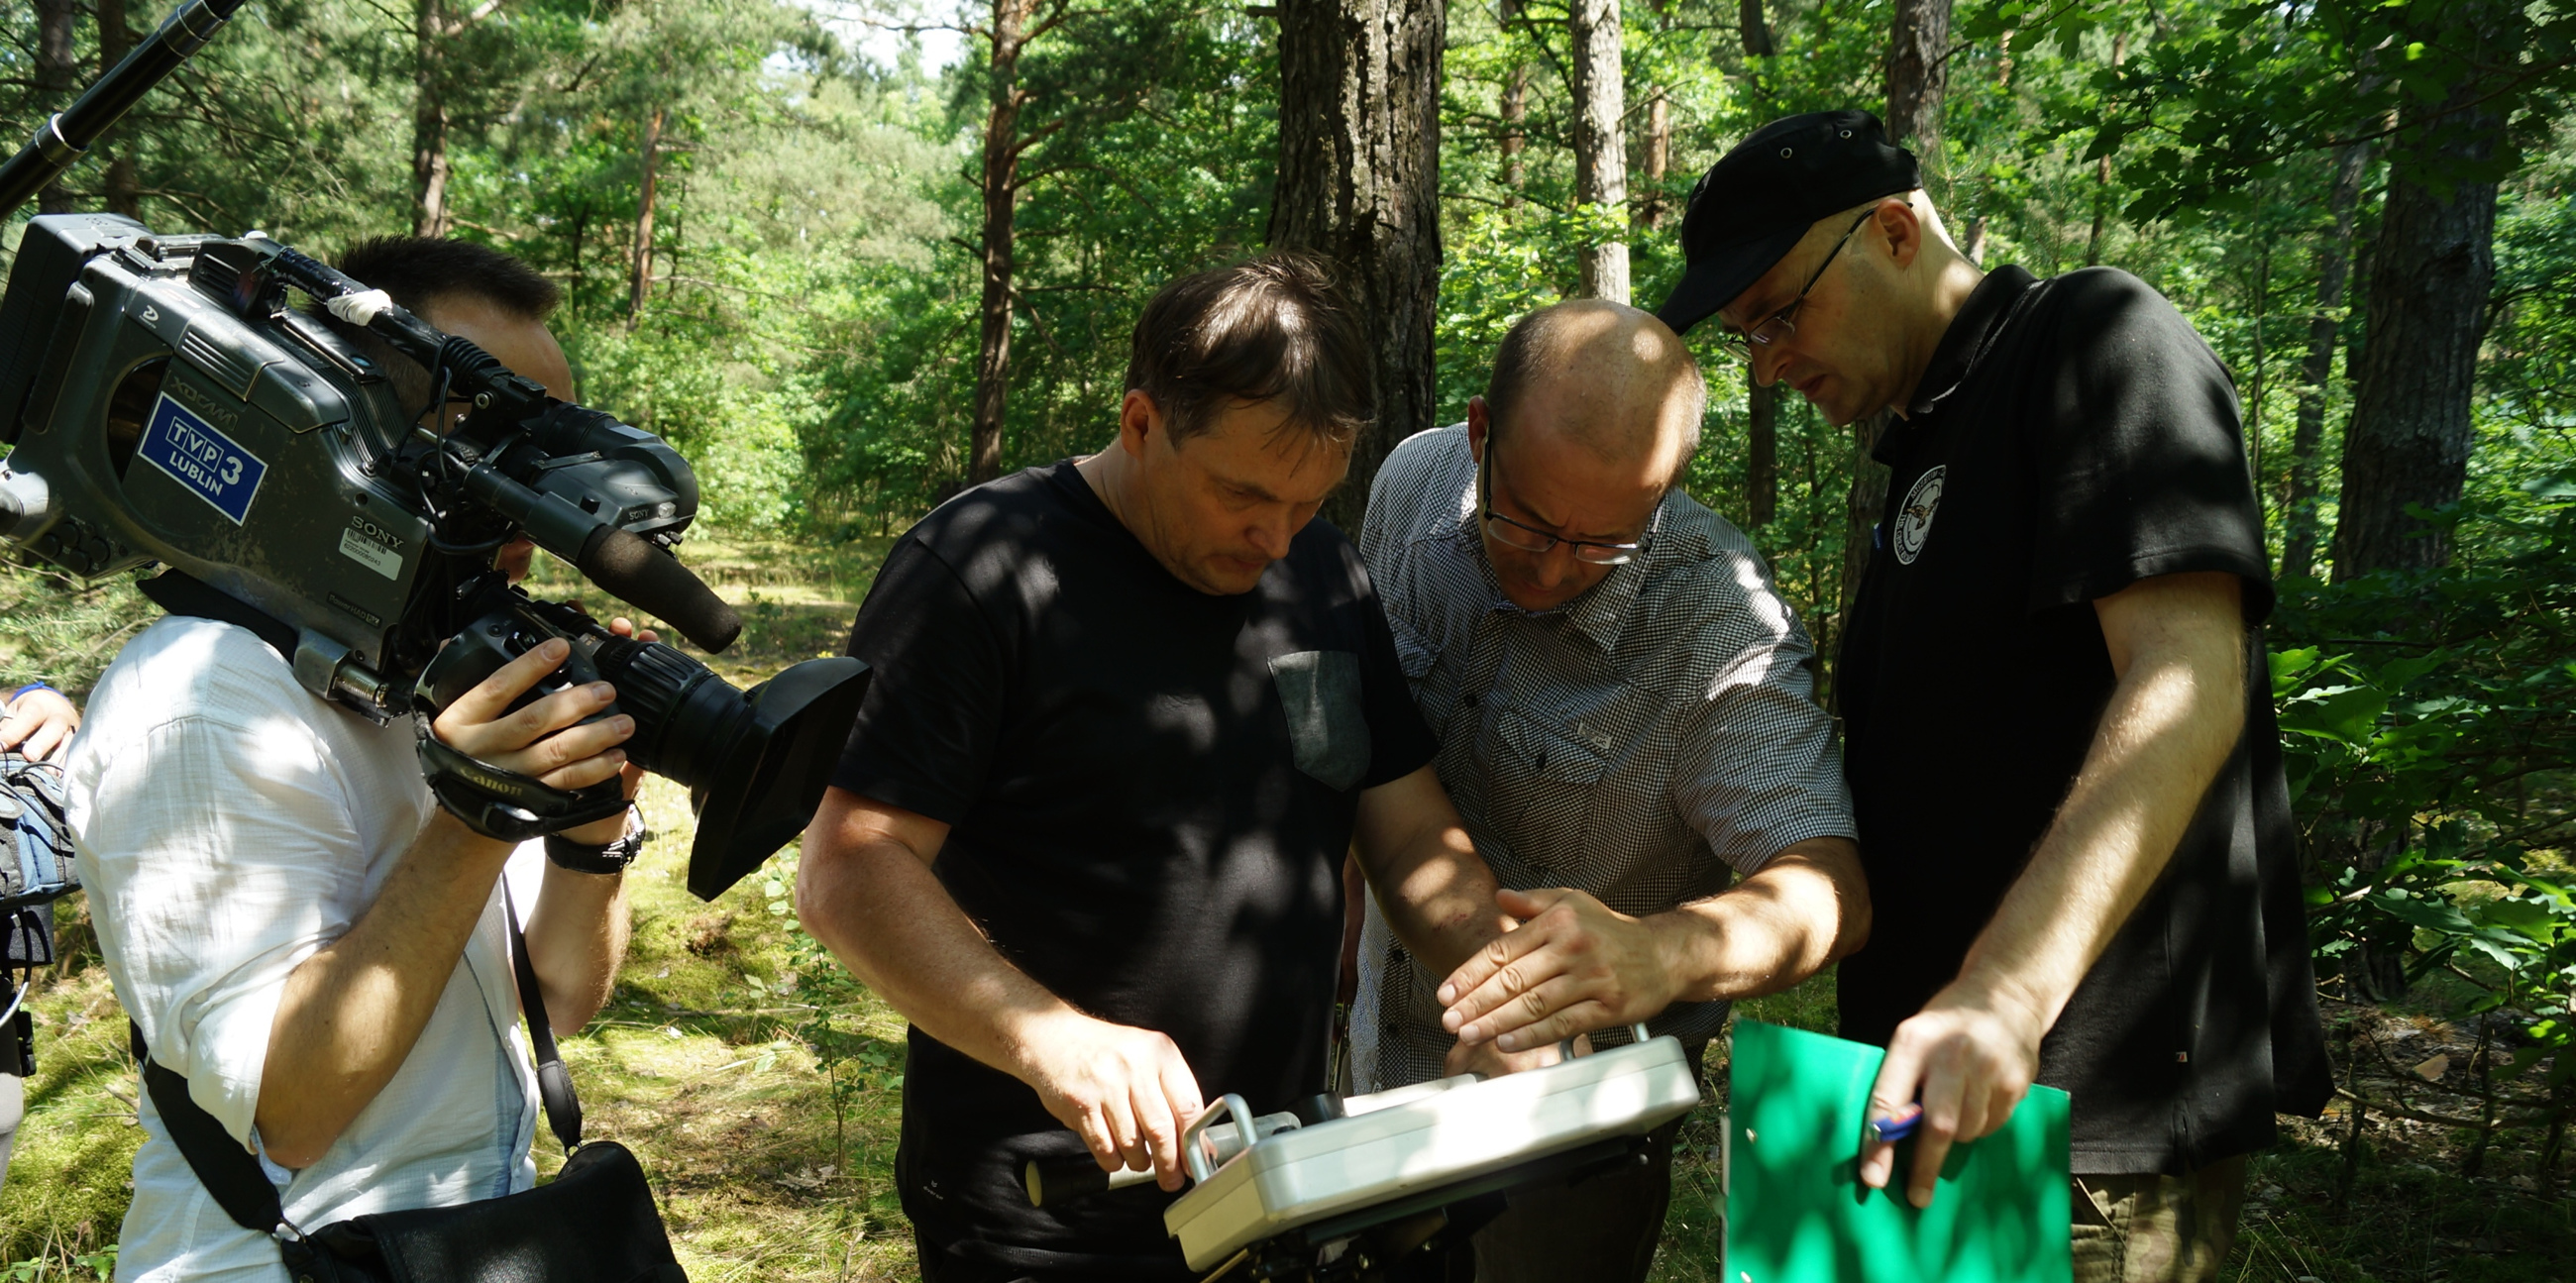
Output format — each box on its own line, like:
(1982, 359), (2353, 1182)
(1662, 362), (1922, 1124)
(455, 464), (742, 654)
(577, 524), (743, 654)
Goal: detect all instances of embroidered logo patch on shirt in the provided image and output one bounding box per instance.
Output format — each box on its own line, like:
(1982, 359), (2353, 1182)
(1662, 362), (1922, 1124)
(1893, 465), (1946, 566)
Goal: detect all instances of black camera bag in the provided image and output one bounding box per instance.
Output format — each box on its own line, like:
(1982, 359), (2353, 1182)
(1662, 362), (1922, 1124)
(137, 890), (686, 1283)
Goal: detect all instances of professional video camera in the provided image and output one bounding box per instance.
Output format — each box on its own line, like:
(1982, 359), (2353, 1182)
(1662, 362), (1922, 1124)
(0, 212), (866, 901)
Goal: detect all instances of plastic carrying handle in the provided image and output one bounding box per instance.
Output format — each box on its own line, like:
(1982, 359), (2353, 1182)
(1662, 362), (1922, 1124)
(1181, 1093), (1253, 1186)
(1557, 1022), (1658, 1062)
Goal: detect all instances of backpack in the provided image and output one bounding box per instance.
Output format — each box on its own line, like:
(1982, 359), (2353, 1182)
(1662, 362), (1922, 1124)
(1, 749), (72, 1076)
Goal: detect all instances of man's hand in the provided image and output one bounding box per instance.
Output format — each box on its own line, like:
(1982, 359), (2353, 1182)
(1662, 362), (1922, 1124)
(1858, 984), (2048, 1209)
(1443, 1028), (1582, 1078)
(0, 686), (78, 762)
(1434, 838), (1867, 1055)
(429, 635), (634, 793)
(1438, 888), (1679, 1053)
(1016, 1010), (1207, 1191)
(557, 618), (655, 845)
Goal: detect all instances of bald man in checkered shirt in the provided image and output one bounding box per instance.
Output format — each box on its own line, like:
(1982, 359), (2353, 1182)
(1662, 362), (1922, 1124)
(1350, 299), (1871, 1283)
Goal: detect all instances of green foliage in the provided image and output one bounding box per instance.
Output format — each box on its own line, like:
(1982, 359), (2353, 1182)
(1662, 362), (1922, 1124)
(2, 0), (2575, 1267)
(2271, 473), (2576, 1076)
(1963, 0), (2576, 221)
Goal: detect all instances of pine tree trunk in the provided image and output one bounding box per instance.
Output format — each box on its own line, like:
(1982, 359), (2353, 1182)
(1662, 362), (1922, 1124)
(1882, 0), (1950, 181)
(2278, 142), (2369, 582)
(1738, 0), (1774, 56)
(1639, 89), (1670, 231)
(2325, 39), (2503, 1006)
(970, 0), (1040, 486)
(35, 0), (78, 216)
(1499, 0), (1528, 208)
(1838, 0), (1952, 655)
(2329, 98), (2500, 579)
(1747, 380), (1777, 527)
(98, 0), (140, 218)
(1569, 0), (1628, 302)
(1836, 412), (1889, 665)
(411, 0), (453, 238)
(2085, 34), (2128, 267)
(1272, 0), (1444, 535)
(628, 107), (664, 320)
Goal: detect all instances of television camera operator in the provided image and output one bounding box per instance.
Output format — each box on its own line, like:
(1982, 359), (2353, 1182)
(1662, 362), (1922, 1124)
(66, 239), (649, 1279)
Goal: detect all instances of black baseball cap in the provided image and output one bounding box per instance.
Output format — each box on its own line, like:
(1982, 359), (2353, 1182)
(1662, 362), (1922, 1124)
(1654, 110), (1921, 338)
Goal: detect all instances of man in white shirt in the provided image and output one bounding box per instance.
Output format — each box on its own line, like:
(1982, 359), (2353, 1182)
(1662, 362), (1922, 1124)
(68, 239), (640, 1281)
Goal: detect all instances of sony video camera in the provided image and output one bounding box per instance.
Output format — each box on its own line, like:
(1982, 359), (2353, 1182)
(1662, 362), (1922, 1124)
(0, 213), (865, 900)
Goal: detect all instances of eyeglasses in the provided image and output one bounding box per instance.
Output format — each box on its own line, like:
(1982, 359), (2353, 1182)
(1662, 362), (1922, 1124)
(1712, 209), (1877, 363)
(1478, 449), (1649, 566)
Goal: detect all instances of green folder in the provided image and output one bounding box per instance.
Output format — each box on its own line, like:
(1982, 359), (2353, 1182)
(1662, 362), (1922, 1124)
(1724, 1019), (2071, 1283)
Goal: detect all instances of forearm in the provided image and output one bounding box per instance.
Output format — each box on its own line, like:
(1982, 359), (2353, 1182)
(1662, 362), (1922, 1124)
(257, 812), (513, 1168)
(1365, 823), (1511, 982)
(1655, 836), (1869, 1004)
(1946, 633), (2244, 1030)
(523, 860), (629, 1034)
(796, 833), (1079, 1084)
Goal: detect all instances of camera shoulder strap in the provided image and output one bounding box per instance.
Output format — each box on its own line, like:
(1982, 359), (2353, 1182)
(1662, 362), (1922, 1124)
(133, 889), (587, 1235)
(504, 882), (586, 1154)
(131, 1018), (288, 1235)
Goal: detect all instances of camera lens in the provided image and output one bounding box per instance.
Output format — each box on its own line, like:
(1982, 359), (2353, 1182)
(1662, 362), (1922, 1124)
(418, 598), (870, 900)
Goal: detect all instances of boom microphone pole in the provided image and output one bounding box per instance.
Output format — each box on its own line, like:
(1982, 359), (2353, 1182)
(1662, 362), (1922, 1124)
(0, 0), (248, 219)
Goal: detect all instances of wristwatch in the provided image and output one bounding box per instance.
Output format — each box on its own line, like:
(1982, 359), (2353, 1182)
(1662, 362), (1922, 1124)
(544, 806), (646, 875)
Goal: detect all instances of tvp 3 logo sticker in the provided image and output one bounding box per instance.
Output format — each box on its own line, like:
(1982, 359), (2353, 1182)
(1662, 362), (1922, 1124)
(140, 392), (268, 525)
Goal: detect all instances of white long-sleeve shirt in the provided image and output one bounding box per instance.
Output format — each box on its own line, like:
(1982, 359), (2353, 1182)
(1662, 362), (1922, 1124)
(67, 616), (537, 1282)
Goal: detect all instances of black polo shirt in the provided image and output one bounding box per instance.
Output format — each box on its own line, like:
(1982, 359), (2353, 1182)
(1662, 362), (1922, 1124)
(1835, 266), (2332, 1175)
(833, 461), (1437, 1278)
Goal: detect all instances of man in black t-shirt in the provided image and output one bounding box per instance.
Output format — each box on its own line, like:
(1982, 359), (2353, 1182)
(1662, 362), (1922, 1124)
(1652, 112), (2331, 1280)
(798, 256), (1525, 1282)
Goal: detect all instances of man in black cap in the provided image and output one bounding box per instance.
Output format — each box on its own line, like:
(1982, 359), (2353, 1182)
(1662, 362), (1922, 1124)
(1646, 110), (2331, 1279)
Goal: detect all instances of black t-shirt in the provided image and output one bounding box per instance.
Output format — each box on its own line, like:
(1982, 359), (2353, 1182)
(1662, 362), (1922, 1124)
(833, 461), (1437, 1277)
(1835, 266), (2333, 1175)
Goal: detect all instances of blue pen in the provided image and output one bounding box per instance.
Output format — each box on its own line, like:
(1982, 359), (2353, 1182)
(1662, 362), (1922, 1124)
(1870, 1104), (1923, 1143)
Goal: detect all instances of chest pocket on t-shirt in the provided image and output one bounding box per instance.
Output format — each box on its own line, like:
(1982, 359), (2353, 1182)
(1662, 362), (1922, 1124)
(1271, 650), (1371, 792)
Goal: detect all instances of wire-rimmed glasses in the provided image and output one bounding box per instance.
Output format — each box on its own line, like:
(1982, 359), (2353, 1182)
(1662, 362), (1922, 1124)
(1478, 450), (1649, 566)
(1711, 208), (1877, 363)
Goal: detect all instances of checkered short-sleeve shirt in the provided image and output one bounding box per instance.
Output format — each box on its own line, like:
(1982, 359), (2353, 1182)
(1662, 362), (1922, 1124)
(1349, 425), (1856, 1091)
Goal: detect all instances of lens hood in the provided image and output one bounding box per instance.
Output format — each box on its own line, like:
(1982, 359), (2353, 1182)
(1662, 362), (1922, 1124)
(685, 655), (871, 901)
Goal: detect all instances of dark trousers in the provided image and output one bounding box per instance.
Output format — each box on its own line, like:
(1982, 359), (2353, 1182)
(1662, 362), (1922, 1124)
(1468, 1038), (1704, 1283)
(1466, 1112), (1685, 1283)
